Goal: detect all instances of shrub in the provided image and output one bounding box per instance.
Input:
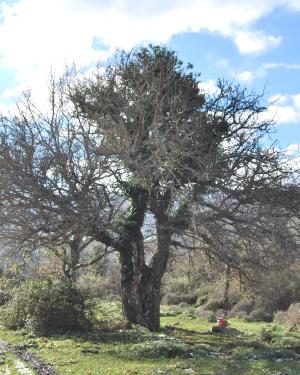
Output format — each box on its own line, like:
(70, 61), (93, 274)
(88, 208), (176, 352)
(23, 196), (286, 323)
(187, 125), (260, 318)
(0, 290), (10, 306)
(229, 310), (249, 320)
(160, 305), (182, 317)
(228, 299), (253, 318)
(162, 276), (199, 305)
(273, 310), (288, 326)
(195, 284), (214, 306)
(78, 261), (121, 299)
(0, 264), (26, 290)
(259, 327), (274, 343)
(193, 309), (216, 322)
(247, 308), (273, 322)
(202, 282), (242, 312)
(274, 303), (300, 330)
(250, 263), (300, 315)
(163, 292), (198, 305)
(78, 275), (121, 299)
(0, 279), (94, 335)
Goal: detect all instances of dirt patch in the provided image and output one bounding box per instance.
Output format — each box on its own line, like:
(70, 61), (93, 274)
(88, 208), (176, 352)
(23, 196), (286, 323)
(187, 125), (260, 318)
(0, 340), (60, 375)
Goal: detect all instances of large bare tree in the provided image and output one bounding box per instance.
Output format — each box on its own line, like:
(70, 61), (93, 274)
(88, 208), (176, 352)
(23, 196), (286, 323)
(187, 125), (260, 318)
(0, 45), (298, 330)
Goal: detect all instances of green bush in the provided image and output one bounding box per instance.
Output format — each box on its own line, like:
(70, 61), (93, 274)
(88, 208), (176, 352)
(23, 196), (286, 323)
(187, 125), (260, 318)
(0, 279), (94, 335)
(0, 290), (10, 306)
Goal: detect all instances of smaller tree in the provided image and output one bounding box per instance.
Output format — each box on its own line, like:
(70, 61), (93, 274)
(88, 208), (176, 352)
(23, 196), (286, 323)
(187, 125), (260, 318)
(0, 79), (116, 280)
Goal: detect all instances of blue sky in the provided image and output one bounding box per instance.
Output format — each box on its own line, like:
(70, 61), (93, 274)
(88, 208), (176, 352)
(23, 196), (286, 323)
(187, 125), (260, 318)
(0, 0), (299, 152)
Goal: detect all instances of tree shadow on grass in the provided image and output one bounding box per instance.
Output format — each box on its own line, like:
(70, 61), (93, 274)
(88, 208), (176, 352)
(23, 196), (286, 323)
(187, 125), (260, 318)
(48, 324), (158, 345)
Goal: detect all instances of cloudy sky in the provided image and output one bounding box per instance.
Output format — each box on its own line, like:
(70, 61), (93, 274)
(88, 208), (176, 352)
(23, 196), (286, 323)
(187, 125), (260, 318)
(0, 0), (299, 150)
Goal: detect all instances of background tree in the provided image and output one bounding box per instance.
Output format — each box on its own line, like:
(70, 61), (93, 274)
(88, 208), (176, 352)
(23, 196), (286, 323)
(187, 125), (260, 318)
(0, 81), (116, 281)
(0, 45), (298, 330)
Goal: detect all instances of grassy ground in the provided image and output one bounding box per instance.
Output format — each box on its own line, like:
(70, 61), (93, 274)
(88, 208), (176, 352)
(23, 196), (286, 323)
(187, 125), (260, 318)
(1, 302), (300, 374)
(0, 350), (35, 375)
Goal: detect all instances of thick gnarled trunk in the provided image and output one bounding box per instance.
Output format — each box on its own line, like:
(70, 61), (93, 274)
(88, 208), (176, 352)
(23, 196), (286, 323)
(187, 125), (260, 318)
(121, 264), (161, 331)
(120, 226), (171, 331)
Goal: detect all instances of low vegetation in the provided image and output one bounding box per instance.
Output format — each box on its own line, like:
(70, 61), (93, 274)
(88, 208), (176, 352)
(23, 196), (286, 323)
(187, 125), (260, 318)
(1, 279), (94, 335)
(0, 301), (300, 374)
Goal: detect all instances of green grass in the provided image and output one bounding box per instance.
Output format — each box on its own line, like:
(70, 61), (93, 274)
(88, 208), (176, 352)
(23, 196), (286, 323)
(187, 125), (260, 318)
(0, 348), (35, 374)
(0, 302), (300, 374)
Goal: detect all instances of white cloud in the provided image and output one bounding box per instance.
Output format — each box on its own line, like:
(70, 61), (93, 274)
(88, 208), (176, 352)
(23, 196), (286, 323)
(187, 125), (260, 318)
(292, 94), (300, 108)
(287, 0), (300, 11)
(0, 101), (15, 115)
(264, 93), (300, 124)
(263, 62), (300, 70)
(198, 80), (219, 94)
(235, 62), (300, 84)
(256, 93), (300, 126)
(0, 0), (300, 102)
(286, 143), (300, 155)
(236, 70), (255, 83)
(284, 143), (300, 172)
(268, 94), (288, 105)
(269, 104), (300, 124)
(233, 30), (281, 54)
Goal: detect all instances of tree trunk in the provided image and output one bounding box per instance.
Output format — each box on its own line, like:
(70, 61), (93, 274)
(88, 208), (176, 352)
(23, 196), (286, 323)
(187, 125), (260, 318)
(62, 239), (81, 282)
(121, 263), (161, 331)
(119, 225), (171, 331)
(223, 265), (231, 313)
